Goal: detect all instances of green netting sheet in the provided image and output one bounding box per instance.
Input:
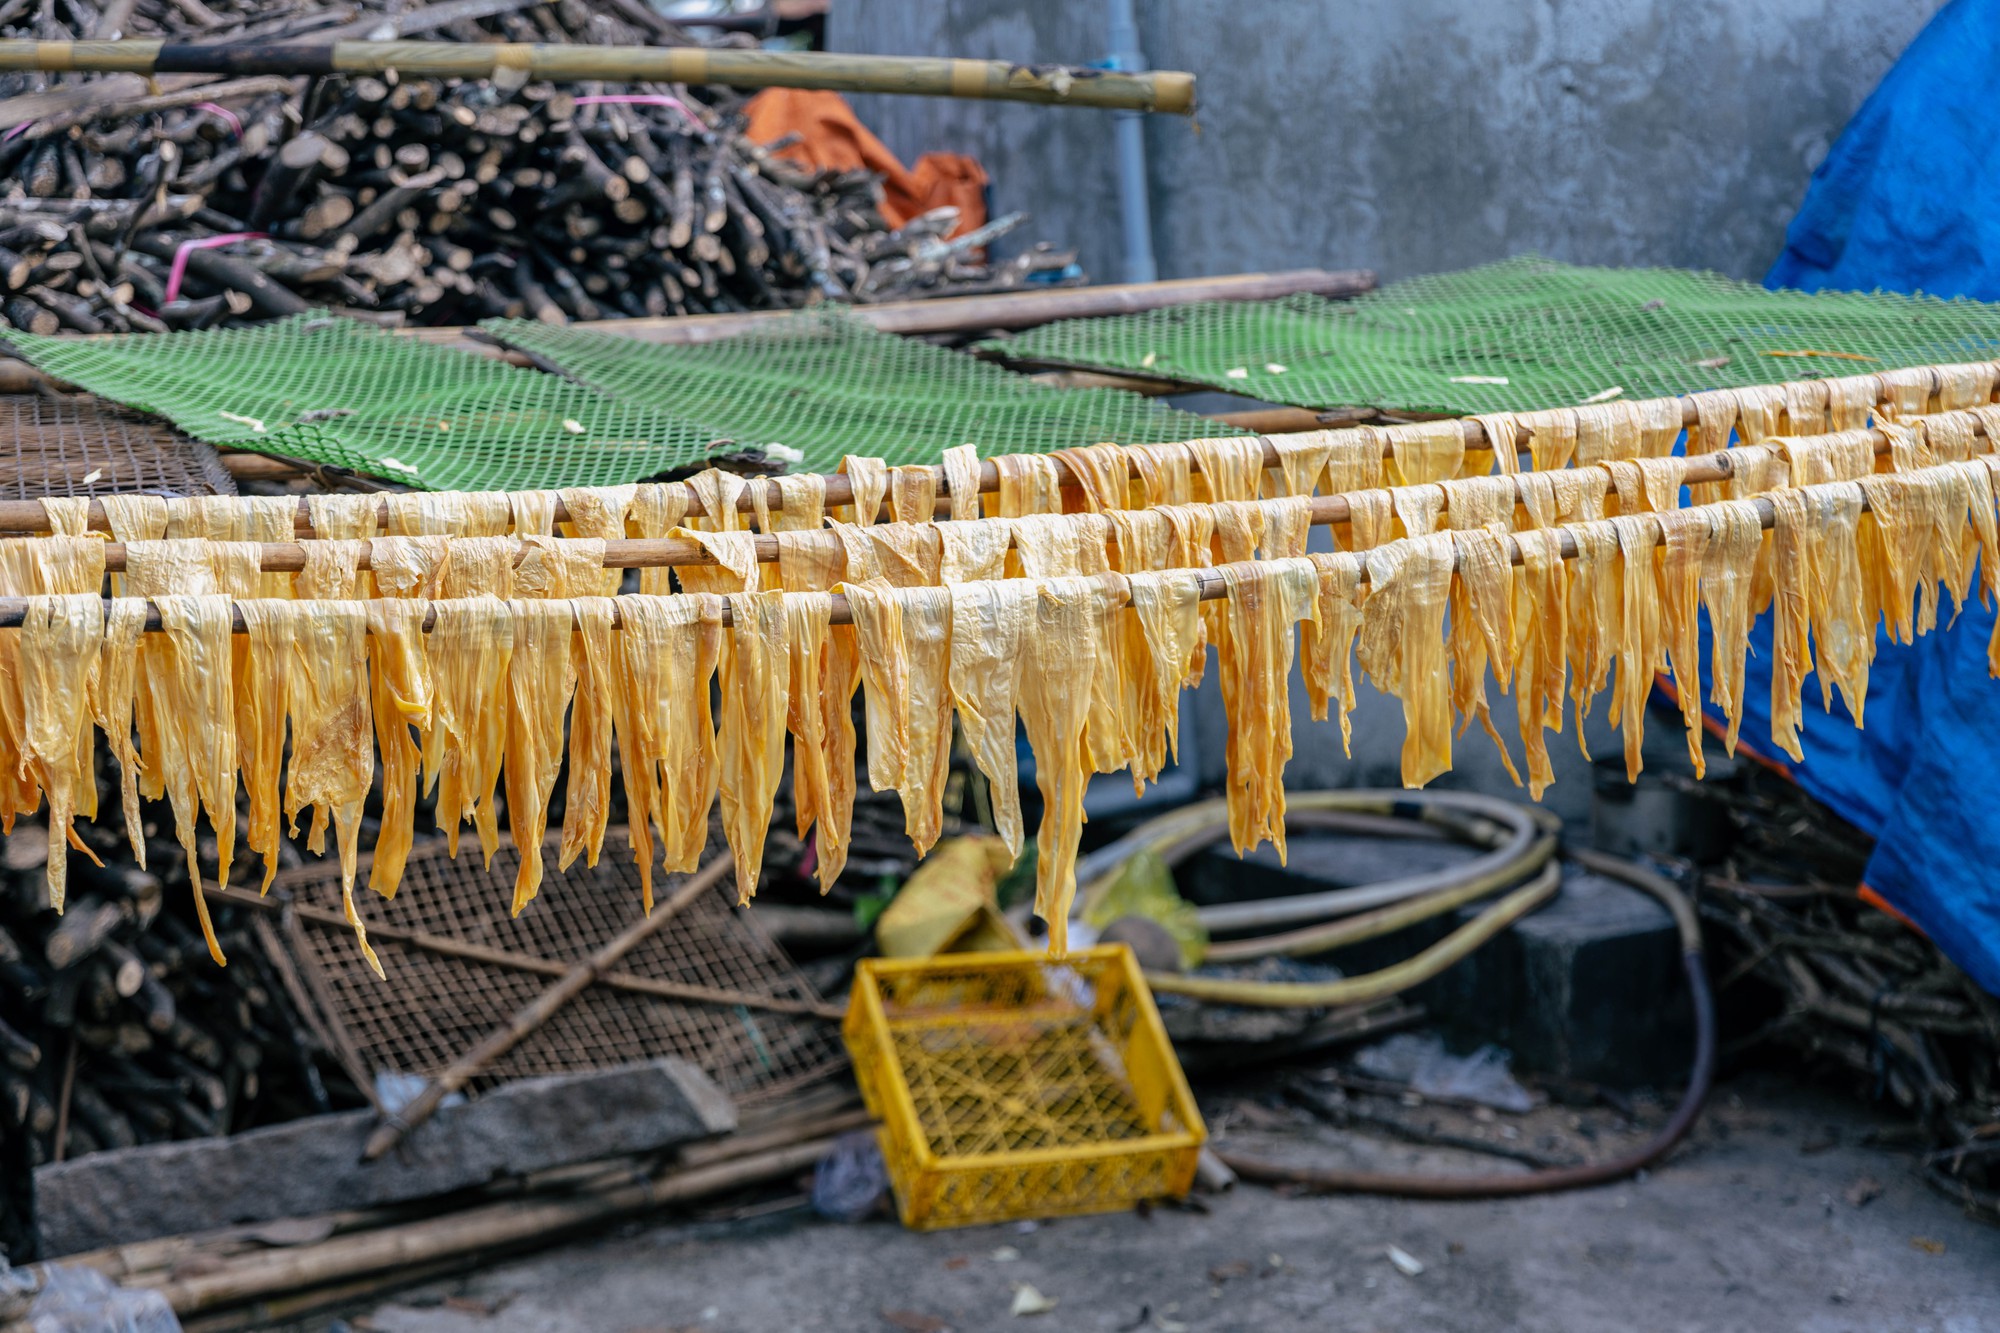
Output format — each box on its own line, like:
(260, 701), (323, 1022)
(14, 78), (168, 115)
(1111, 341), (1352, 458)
(5, 315), (717, 492)
(983, 256), (2000, 415)
(482, 310), (1240, 476)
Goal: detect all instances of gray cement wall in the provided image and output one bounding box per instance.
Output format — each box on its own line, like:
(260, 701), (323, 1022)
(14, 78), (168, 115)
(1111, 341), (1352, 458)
(834, 0), (1938, 814)
(832, 0), (1945, 286)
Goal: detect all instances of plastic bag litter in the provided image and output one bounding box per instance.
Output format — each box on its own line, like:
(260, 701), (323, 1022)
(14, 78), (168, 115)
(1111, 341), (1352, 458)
(373, 1071), (463, 1116)
(10, 1262), (181, 1333)
(1081, 849), (1207, 969)
(811, 1129), (889, 1222)
(1351, 1033), (1538, 1113)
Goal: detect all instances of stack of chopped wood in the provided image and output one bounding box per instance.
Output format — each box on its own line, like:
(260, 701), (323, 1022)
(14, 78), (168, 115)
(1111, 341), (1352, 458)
(0, 2), (1075, 334)
(0, 760), (354, 1259)
(1699, 767), (2000, 1223)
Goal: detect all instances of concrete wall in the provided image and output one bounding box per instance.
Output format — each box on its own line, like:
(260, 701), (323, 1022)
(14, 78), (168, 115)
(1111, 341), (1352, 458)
(832, 0), (1945, 286)
(831, 0), (1927, 814)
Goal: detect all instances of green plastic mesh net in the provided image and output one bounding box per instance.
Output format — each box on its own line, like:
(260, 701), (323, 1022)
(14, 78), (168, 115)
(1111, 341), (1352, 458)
(482, 310), (1241, 475)
(4, 315), (717, 491)
(983, 256), (2000, 415)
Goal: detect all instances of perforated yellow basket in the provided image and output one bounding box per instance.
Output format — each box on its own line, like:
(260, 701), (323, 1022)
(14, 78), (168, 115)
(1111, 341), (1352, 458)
(843, 945), (1206, 1231)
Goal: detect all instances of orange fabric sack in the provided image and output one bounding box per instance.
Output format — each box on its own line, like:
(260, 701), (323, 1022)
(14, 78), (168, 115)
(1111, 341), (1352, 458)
(744, 88), (988, 234)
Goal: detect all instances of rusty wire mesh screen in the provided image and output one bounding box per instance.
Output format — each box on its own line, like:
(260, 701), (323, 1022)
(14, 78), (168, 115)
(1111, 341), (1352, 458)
(0, 392), (237, 500)
(278, 835), (846, 1107)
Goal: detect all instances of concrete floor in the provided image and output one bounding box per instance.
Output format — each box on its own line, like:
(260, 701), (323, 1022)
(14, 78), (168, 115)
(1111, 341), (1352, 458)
(342, 1071), (2000, 1333)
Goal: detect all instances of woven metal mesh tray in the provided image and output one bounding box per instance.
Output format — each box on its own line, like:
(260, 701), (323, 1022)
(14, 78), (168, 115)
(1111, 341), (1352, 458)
(274, 834), (846, 1107)
(0, 392), (235, 500)
(4, 315), (720, 492)
(983, 256), (2000, 416)
(482, 309), (1242, 474)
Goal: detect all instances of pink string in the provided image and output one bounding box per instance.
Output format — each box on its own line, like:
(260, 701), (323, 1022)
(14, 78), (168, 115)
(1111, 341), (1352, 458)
(194, 102), (244, 137)
(164, 233), (265, 305)
(3, 121), (33, 142)
(572, 94), (703, 130)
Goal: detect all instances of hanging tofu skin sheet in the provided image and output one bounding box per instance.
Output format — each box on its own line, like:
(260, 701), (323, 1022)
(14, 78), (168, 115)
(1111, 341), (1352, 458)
(948, 579), (1034, 855)
(1356, 535), (1455, 788)
(1301, 553), (1366, 756)
(425, 597), (514, 870)
(845, 583), (954, 856)
(1216, 558), (1318, 858)
(365, 600), (433, 898)
(1018, 577), (1116, 954)
(235, 601), (295, 893)
(504, 599), (578, 915)
(1700, 501), (1766, 756)
(717, 589), (789, 903)
(152, 595), (239, 966)
(20, 595), (103, 913)
(783, 592), (849, 887)
(561, 598), (617, 874)
(282, 601), (380, 973)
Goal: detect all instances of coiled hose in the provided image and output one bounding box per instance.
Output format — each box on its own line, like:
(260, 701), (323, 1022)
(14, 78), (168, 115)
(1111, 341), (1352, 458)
(1075, 790), (1561, 1006)
(1075, 792), (1714, 1196)
(1214, 849), (1715, 1198)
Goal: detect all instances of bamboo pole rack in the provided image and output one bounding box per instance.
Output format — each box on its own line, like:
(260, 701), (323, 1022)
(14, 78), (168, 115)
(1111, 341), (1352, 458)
(58, 419), (1963, 579)
(0, 41), (1197, 113)
(2, 357), (1984, 538)
(3, 443), (1984, 633)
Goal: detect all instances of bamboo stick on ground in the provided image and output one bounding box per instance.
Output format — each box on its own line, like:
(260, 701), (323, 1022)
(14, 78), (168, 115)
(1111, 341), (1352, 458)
(358, 852), (735, 1161)
(149, 1134), (842, 1316)
(202, 883), (844, 1020)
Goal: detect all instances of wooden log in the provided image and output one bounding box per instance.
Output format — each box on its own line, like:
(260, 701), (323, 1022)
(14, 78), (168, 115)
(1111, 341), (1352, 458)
(331, 165), (444, 246)
(147, 1134), (840, 1316)
(33, 1058), (736, 1258)
(0, 1013), (40, 1072)
(129, 232), (307, 316)
(45, 897), (129, 971)
(3, 293), (57, 333)
(245, 130), (333, 231)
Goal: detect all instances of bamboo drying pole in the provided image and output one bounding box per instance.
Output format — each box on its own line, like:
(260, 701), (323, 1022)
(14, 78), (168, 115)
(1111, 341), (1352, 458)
(0, 41), (1196, 113)
(5, 355), (1991, 537)
(67, 417), (1986, 577)
(0, 444), (1986, 634)
(0, 270), (1382, 393)
(358, 851), (733, 1162)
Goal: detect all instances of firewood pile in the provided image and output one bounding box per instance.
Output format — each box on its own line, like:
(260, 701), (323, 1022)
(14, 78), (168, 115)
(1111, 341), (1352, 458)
(0, 758), (357, 1260)
(1699, 767), (2000, 1222)
(0, 0), (1075, 335)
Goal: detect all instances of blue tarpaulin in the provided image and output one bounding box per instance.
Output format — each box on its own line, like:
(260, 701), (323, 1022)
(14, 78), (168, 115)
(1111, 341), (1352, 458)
(1751, 0), (2000, 994)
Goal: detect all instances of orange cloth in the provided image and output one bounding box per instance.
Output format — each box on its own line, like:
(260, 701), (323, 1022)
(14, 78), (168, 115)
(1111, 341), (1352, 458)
(744, 88), (987, 235)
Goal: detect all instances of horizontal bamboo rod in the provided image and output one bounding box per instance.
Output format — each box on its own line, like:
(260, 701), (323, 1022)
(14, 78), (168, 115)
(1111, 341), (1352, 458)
(4, 452), (1969, 633)
(13, 359), (1994, 539)
(0, 270), (1381, 393)
(0, 41), (1197, 112)
(78, 423), (1929, 575)
(0, 408), (1663, 537)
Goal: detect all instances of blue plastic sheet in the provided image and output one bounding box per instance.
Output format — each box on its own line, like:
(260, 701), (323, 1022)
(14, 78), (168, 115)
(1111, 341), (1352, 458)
(1751, 0), (2000, 994)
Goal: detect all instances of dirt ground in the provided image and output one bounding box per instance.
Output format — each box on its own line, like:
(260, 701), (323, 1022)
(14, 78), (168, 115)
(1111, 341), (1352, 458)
(325, 1068), (2000, 1333)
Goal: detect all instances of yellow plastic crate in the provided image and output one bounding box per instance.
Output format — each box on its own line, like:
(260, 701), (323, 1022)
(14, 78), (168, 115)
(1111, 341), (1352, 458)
(843, 944), (1206, 1231)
